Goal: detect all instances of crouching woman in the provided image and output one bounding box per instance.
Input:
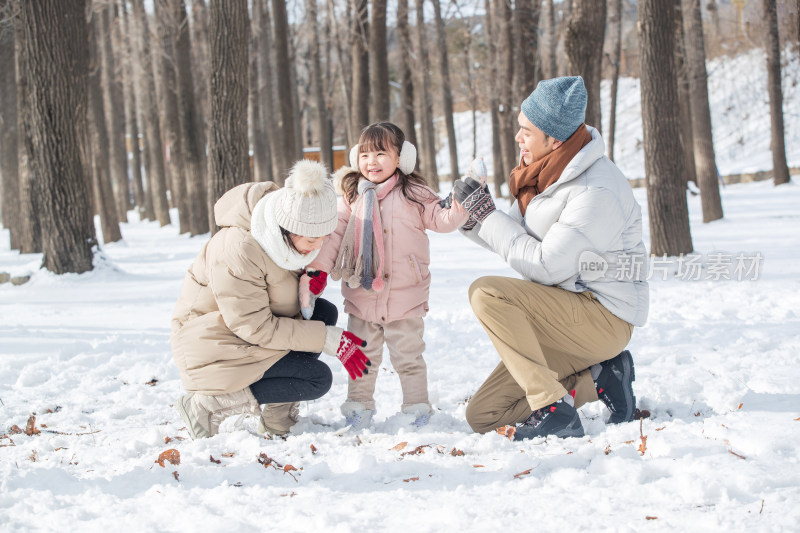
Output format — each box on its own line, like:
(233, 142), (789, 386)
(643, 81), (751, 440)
(171, 160), (370, 439)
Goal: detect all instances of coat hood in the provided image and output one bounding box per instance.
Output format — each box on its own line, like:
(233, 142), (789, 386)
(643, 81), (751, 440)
(213, 181), (280, 230)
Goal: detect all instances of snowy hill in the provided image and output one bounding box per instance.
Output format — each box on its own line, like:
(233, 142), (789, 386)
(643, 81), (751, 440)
(437, 48), (800, 181)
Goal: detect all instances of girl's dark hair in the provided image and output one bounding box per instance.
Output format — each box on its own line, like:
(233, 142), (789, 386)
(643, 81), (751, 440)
(280, 226), (300, 253)
(341, 122), (429, 210)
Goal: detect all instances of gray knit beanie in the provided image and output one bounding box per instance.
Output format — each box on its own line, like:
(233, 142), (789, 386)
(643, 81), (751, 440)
(274, 160), (338, 237)
(521, 76), (587, 142)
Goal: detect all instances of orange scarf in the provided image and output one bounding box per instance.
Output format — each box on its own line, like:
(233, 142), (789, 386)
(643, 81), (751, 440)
(509, 124), (591, 216)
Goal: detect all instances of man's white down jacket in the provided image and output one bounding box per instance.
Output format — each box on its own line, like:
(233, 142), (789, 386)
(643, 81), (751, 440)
(464, 126), (649, 327)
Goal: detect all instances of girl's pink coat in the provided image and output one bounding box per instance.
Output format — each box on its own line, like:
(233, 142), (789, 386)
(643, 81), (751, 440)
(311, 183), (468, 323)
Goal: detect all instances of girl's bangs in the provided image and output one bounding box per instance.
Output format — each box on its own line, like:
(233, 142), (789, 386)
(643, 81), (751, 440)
(359, 128), (394, 154)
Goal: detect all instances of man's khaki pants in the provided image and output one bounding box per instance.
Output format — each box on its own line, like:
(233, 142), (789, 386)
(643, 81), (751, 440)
(466, 276), (633, 434)
(345, 314), (428, 411)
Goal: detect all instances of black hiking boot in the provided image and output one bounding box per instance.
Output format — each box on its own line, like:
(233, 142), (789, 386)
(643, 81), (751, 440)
(595, 350), (636, 424)
(504, 400), (585, 441)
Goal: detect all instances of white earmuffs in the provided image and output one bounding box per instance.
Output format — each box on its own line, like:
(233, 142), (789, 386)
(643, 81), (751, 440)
(349, 141), (417, 175)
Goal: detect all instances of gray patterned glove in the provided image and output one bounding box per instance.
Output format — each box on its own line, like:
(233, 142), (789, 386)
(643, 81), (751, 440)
(454, 177), (496, 223)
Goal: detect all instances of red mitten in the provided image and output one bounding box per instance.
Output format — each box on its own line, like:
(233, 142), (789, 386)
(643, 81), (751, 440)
(323, 327), (371, 380)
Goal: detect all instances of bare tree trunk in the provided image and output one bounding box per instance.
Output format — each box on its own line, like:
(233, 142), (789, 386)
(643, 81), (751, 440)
(89, 12), (122, 244)
(249, 2), (270, 181)
(272, 0), (298, 182)
(351, 0), (369, 135)
(514, 0), (540, 102)
(328, 0), (355, 148)
(673, 0), (697, 184)
(288, 29), (303, 160)
(639, 0), (693, 256)
(207, 0), (250, 232)
(20, 0), (97, 273)
(307, 0), (333, 171)
(99, 6), (129, 222)
(190, 0), (210, 148)
(369, 0), (390, 121)
(682, 0), (723, 222)
(0, 0), (21, 250)
(173, 0), (209, 235)
(415, 0), (439, 190)
(486, 0), (505, 197)
(397, 0), (417, 151)
(607, 0), (622, 161)
(432, 0), (459, 182)
(108, 4), (132, 216)
(14, 0), (40, 253)
(119, 0), (146, 220)
(545, 0), (558, 79)
(132, 0), (170, 225)
(255, 0), (277, 182)
(154, 0), (186, 231)
(565, 0), (606, 132)
(764, 0), (791, 186)
(496, 0), (517, 187)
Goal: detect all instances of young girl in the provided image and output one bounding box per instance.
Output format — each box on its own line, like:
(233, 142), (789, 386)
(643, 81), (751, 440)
(306, 122), (468, 430)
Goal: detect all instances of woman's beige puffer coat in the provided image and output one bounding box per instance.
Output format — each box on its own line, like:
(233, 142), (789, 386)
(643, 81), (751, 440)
(171, 182), (327, 395)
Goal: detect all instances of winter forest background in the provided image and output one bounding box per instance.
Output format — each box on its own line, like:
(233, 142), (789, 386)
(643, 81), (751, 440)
(1, 0), (799, 531)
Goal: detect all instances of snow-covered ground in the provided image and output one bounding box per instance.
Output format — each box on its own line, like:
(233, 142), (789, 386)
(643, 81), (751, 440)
(1, 178), (799, 531)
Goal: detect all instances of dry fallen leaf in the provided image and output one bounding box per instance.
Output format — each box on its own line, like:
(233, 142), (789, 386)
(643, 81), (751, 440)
(29, 450), (38, 462)
(738, 403), (743, 410)
(401, 445), (430, 457)
(604, 445), (612, 455)
(284, 464), (297, 473)
(9, 425), (23, 435)
(472, 464), (484, 468)
(496, 425), (515, 440)
(637, 436), (648, 455)
(145, 378), (159, 386)
(450, 448), (464, 457)
(25, 415), (40, 436)
(310, 444), (318, 455)
(728, 449), (746, 460)
(172, 471), (179, 481)
(210, 455), (221, 464)
(403, 477), (419, 482)
(645, 516), (658, 520)
(637, 420), (647, 456)
(513, 468), (533, 479)
(391, 441), (408, 451)
(156, 449), (181, 468)
(794, 416), (800, 421)
(222, 452), (236, 457)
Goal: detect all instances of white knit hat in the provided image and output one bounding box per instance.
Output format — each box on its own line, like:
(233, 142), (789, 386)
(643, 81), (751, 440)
(273, 160), (337, 237)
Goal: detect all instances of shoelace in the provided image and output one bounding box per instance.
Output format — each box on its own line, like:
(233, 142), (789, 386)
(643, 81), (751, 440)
(522, 404), (557, 427)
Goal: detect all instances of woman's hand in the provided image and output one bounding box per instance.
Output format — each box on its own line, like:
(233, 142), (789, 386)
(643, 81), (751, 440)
(323, 326), (371, 379)
(299, 269), (328, 319)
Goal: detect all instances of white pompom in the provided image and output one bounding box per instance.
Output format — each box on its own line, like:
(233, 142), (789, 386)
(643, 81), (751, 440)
(288, 160), (329, 195)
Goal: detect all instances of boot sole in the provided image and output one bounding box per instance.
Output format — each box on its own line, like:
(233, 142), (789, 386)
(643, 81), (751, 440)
(609, 350), (636, 424)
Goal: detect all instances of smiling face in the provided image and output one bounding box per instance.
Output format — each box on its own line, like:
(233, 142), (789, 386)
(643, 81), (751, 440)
(515, 111), (562, 165)
(289, 234), (329, 255)
(358, 144), (400, 184)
